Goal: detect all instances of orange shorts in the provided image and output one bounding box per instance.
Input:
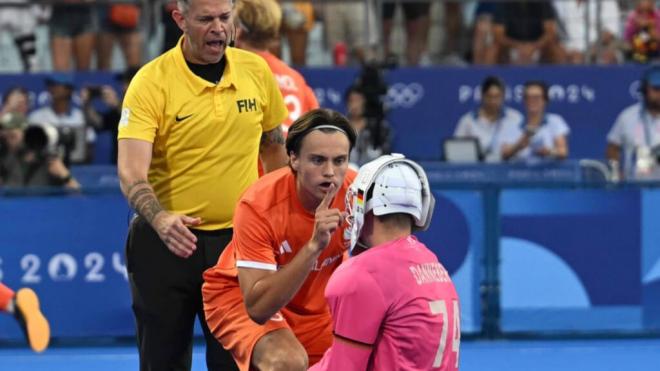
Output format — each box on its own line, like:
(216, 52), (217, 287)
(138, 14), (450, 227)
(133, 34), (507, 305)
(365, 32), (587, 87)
(203, 278), (289, 371)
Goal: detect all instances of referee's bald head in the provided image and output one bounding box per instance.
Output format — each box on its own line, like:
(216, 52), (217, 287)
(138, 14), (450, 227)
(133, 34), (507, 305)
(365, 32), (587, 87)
(177, 0), (234, 13)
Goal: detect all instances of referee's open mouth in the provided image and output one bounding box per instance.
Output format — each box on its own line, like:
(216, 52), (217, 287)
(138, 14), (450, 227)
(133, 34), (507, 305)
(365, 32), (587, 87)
(206, 40), (225, 52)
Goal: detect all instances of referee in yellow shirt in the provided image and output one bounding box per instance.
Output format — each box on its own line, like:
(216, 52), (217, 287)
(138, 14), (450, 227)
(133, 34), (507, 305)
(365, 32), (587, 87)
(117, 0), (288, 369)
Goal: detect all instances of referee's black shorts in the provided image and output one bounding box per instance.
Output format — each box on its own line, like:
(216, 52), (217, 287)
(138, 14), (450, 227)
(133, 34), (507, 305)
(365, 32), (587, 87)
(125, 216), (239, 371)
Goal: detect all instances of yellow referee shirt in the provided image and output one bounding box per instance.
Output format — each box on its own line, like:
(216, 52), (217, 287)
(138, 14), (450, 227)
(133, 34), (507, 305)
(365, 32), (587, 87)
(118, 40), (288, 230)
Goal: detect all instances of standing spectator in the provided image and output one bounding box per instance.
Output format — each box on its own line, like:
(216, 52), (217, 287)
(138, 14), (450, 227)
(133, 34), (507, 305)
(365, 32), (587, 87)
(234, 0), (318, 134)
(607, 65), (660, 179)
(49, 0), (95, 71)
(28, 74), (91, 164)
(0, 284), (49, 353)
(471, 2), (499, 64)
(624, 0), (660, 63)
(441, 1), (465, 64)
(279, 0), (314, 66)
(345, 85), (391, 167)
(381, 1), (431, 66)
(310, 154), (460, 371)
(322, 0), (378, 65)
(554, 0), (622, 64)
(162, 0), (182, 52)
(116, 0), (288, 369)
(454, 76), (522, 162)
(492, 1), (565, 65)
(96, 1), (143, 70)
(502, 81), (570, 162)
(0, 0), (39, 71)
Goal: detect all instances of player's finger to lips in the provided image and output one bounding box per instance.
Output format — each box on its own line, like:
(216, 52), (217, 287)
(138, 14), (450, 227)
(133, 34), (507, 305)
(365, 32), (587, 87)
(318, 183), (337, 210)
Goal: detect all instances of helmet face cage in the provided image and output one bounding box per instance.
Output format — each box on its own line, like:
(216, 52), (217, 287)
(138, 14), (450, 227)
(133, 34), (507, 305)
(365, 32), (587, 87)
(344, 154), (434, 254)
(345, 185), (365, 254)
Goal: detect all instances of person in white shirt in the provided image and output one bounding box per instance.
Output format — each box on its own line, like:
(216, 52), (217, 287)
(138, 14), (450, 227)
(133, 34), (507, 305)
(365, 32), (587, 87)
(454, 76), (523, 162)
(502, 80), (570, 162)
(553, 0), (622, 64)
(28, 74), (91, 164)
(607, 65), (660, 179)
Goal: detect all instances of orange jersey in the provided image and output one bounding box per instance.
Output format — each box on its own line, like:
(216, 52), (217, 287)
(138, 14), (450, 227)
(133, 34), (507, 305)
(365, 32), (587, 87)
(256, 51), (318, 177)
(257, 51), (319, 134)
(204, 167), (355, 357)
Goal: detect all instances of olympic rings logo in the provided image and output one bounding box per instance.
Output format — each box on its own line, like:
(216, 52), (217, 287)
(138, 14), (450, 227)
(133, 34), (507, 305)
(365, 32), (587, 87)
(385, 83), (424, 109)
(629, 80), (642, 100)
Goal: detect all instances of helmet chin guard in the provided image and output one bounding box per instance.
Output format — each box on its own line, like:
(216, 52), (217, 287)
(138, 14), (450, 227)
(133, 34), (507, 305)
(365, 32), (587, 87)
(345, 154), (435, 253)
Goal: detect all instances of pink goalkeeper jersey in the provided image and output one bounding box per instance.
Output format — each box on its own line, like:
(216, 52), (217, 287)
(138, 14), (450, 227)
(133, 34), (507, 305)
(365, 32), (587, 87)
(310, 235), (460, 371)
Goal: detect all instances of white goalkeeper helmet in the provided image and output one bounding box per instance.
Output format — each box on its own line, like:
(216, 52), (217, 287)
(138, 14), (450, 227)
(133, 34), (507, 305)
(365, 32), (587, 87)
(345, 154), (435, 253)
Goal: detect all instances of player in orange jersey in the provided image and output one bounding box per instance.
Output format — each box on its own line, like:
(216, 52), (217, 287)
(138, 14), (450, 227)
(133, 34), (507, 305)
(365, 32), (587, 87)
(0, 283), (49, 352)
(234, 0), (318, 135)
(202, 108), (357, 370)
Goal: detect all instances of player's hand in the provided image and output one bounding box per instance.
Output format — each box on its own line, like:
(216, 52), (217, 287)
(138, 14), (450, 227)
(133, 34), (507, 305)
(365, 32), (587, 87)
(152, 212), (202, 258)
(309, 183), (346, 253)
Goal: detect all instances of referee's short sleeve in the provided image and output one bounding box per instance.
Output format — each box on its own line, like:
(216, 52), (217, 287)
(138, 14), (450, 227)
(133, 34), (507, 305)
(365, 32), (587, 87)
(117, 71), (163, 143)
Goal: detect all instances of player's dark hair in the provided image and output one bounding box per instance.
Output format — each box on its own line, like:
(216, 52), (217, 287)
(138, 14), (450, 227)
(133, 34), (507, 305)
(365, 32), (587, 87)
(286, 108), (357, 157)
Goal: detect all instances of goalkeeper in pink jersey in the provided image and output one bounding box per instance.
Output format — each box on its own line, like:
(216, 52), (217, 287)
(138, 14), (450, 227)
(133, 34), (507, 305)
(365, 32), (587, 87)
(310, 154), (461, 371)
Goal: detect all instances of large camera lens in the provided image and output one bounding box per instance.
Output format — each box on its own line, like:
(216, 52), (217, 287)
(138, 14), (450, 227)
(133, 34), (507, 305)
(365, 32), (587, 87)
(23, 125), (49, 153)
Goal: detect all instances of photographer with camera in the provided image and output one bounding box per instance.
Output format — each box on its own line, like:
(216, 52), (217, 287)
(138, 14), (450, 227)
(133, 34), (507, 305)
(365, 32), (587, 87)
(346, 64), (392, 168)
(0, 112), (79, 190)
(28, 74), (91, 165)
(81, 68), (138, 164)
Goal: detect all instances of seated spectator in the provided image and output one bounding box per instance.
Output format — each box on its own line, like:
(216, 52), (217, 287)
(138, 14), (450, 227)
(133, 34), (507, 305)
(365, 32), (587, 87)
(322, 0), (378, 65)
(0, 112), (80, 190)
(453, 76), (522, 162)
(492, 1), (565, 65)
(624, 0), (660, 63)
(1, 86), (31, 116)
(0, 0), (39, 71)
(607, 66), (660, 179)
(502, 81), (570, 162)
(82, 67), (139, 164)
(279, 0), (314, 66)
(28, 74), (91, 164)
(49, 0), (95, 71)
(96, 1), (142, 70)
(381, 1), (431, 66)
(346, 85), (391, 168)
(554, 0), (622, 64)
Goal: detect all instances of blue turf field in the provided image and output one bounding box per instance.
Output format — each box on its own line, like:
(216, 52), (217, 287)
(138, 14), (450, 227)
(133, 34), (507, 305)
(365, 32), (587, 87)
(0, 338), (658, 370)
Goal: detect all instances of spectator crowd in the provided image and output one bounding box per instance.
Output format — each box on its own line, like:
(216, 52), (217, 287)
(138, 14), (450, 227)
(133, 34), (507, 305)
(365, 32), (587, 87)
(2, 1), (660, 70)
